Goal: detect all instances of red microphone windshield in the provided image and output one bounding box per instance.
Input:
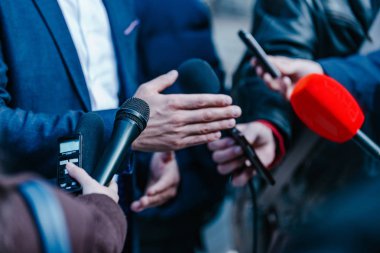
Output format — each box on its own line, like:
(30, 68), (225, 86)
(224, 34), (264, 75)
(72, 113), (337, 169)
(290, 74), (364, 143)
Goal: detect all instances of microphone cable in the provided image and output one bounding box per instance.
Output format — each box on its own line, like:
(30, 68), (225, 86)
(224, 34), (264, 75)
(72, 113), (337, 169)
(248, 178), (258, 253)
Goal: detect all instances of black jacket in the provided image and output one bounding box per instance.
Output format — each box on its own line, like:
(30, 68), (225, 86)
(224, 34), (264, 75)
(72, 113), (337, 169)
(252, 0), (379, 59)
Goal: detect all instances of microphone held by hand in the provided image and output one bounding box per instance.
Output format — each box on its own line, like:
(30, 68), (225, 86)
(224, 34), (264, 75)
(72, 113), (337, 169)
(92, 97), (150, 186)
(291, 74), (380, 159)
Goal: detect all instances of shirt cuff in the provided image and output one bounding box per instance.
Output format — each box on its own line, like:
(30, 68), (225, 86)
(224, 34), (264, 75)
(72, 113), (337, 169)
(256, 120), (286, 168)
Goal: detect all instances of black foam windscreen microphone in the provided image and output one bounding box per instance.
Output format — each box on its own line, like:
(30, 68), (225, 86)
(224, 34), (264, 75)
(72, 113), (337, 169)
(92, 97), (150, 186)
(177, 58), (275, 185)
(75, 112), (105, 175)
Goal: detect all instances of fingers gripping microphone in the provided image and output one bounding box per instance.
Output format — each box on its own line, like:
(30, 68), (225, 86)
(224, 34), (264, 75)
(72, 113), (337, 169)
(291, 74), (380, 159)
(75, 112), (105, 175)
(178, 59), (275, 185)
(92, 98), (150, 185)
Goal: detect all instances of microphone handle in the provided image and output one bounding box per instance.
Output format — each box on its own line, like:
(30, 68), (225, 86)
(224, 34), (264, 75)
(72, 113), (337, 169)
(227, 128), (275, 185)
(353, 130), (380, 160)
(93, 120), (140, 186)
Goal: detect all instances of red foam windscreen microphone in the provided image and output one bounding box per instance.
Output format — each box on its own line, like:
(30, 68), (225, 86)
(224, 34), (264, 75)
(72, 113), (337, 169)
(290, 73), (380, 159)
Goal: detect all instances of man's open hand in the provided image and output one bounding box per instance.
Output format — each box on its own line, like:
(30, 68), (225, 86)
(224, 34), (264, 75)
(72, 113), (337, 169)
(133, 70), (241, 151)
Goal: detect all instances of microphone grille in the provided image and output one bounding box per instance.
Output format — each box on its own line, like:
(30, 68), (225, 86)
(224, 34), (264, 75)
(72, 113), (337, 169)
(118, 97), (150, 131)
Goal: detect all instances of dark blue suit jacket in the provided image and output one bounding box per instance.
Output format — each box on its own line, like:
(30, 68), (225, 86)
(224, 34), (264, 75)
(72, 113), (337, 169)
(0, 0), (138, 177)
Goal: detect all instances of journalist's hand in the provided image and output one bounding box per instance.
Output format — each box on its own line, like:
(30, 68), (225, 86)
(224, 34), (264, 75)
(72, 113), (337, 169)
(66, 162), (119, 203)
(131, 151), (180, 212)
(253, 56), (323, 100)
(208, 122), (276, 186)
(133, 70), (241, 151)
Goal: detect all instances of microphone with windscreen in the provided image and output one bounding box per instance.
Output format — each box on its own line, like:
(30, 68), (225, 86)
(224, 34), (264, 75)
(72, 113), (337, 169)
(92, 97), (150, 185)
(75, 112), (105, 175)
(177, 58), (275, 185)
(291, 74), (380, 159)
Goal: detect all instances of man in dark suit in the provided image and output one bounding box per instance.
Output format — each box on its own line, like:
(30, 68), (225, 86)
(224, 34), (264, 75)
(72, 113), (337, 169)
(0, 1), (241, 252)
(0, 1), (240, 183)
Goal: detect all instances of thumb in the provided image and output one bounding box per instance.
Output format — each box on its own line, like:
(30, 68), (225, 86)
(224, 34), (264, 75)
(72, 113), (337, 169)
(237, 122), (261, 145)
(269, 56), (297, 76)
(142, 70), (178, 93)
(66, 162), (93, 186)
(146, 172), (173, 196)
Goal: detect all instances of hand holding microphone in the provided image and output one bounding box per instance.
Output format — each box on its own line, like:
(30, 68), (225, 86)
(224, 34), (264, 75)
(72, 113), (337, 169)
(253, 56), (324, 99)
(256, 55), (380, 159)
(66, 162), (119, 203)
(92, 97), (150, 186)
(208, 122), (276, 186)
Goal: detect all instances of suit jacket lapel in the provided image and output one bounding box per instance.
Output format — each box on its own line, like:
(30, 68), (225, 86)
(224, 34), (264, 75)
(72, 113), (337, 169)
(103, 0), (138, 102)
(32, 0), (91, 111)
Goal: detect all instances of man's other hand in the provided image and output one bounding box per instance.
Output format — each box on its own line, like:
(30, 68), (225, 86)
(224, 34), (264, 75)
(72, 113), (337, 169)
(131, 151), (180, 212)
(133, 70), (241, 151)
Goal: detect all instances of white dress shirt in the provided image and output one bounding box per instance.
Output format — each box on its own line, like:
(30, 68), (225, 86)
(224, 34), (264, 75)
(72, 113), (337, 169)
(57, 0), (120, 110)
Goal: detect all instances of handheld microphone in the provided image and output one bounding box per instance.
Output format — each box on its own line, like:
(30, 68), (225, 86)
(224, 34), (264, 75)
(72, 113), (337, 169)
(75, 112), (105, 175)
(92, 97), (150, 185)
(291, 74), (380, 159)
(177, 58), (275, 185)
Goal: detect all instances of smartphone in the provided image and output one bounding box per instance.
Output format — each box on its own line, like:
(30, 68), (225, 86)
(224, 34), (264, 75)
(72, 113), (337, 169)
(238, 30), (281, 79)
(57, 134), (83, 193)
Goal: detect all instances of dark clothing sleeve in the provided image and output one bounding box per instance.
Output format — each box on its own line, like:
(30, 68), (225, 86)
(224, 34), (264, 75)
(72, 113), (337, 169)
(252, 0), (317, 59)
(252, 0), (375, 60)
(0, 174), (127, 253)
(233, 0), (377, 145)
(232, 67), (293, 144)
(0, 39), (117, 178)
(319, 50), (380, 114)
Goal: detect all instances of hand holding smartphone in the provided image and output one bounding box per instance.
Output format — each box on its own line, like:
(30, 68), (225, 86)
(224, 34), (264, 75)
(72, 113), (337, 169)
(238, 30), (281, 79)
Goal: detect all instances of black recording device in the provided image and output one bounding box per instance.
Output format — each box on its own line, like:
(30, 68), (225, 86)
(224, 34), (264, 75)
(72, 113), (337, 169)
(238, 30), (281, 79)
(177, 58), (275, 185)
(57, 134), (82, 193)
(57, 112), (105, 193)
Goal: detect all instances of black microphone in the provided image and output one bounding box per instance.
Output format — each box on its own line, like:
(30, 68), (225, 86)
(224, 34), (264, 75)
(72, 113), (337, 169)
(75, 112), (105, 175)
(177, 59), (275, 185)
(92, 97), (150, 186)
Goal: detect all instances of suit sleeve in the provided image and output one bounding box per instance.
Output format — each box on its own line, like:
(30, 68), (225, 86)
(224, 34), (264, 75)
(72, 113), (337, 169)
(319, 50), (380, 114)
(0, 42), (117, 178)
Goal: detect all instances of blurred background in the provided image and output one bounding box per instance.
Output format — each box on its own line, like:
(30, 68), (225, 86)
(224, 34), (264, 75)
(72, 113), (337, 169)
(201, 1), (254, 253)
(206, 0), (252, 86)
